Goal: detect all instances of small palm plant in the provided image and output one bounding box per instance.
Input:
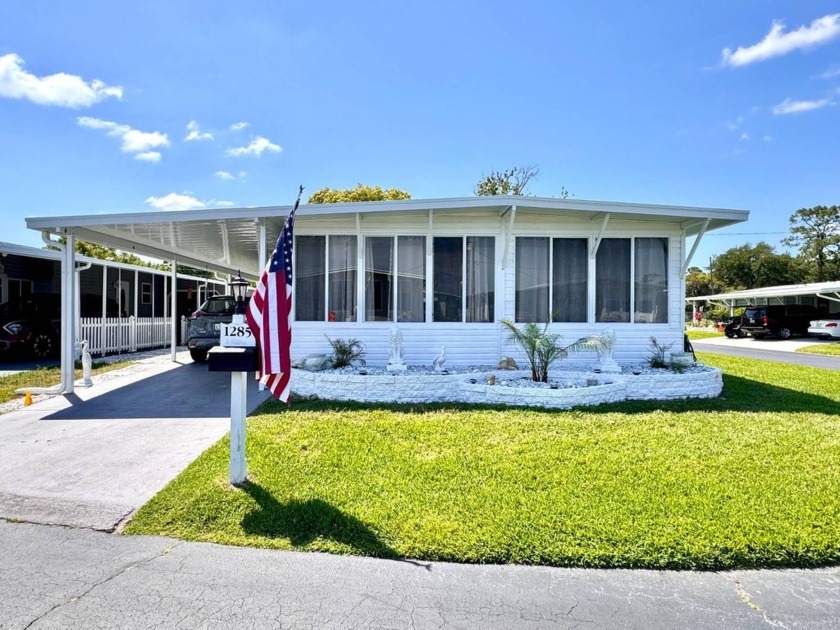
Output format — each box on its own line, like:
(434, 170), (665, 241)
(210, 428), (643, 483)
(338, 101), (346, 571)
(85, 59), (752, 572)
(325, 336), (367, 369)
(500, 318), (611, 382)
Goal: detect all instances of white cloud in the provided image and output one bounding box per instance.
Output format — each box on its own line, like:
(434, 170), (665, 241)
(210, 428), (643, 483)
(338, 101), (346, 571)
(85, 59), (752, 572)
(145, 193), (206, 211)
(215, 170), (246, 181)
(0, 53), (123, 108)
(226, 136), (281, 157)
(77, 116), (170, 158)
(212, 200), (235, 207)
(739, 132), (750, 141)
(817, 66), (840, 79)
(722, 14), (840, 67)
(772, 96), (832, 115)
(135, 151), (161, 163)
(763, 135), (772, 142)
(184, 120), (214, 142)
(230, 121), (249, 131)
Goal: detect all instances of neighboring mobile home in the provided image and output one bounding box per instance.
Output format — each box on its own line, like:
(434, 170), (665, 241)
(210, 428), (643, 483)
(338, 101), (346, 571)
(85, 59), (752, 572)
(26, 196), (749, 377)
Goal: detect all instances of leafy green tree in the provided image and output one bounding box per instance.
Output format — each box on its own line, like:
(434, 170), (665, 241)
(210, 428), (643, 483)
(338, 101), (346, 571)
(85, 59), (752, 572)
(685, 267), (712, 297)
(474, 165), (540, 196)
(782, 205), (840, 282)
(307, 183), (411, 204)
(711, 242), (808, 291)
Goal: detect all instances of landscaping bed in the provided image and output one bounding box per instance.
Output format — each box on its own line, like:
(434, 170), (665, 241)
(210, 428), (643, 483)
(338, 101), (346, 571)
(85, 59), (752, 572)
(125, 353), (840, 570)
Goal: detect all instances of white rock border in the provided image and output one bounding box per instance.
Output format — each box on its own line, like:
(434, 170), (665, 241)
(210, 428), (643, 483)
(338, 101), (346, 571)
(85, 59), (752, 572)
(291, 367), (724, 408)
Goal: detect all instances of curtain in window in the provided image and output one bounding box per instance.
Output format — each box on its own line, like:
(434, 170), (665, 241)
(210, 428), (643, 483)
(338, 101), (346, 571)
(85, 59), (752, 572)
(596, 238), (630, 323)
(515, 237), (549, 322)
(328, 235), (357, 322)
(552, 238), (587, 322)
(433, 237), (462, 322)
(466, 236), (494, 322)
(295, 236), (326, 321)
(365, 237), (393, 321)
(397, 236), (425, 322)
(634, 237), (668, 323)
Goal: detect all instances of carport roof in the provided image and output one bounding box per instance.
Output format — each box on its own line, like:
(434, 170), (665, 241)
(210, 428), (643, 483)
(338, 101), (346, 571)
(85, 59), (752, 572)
(687, 281), (840, 303)
(26, 195), (748, 279)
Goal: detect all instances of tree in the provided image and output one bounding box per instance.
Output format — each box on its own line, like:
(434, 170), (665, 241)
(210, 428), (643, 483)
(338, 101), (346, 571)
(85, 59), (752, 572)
(782, 205), (840, 282)
(307, 183), (411, 204)
(685, 267), (712, 297)
(710, 242), (808, 291)
(474, 165), (541, 196)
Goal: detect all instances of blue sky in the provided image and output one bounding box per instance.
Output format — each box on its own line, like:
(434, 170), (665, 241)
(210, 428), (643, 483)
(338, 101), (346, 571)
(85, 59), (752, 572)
(1, 1), (839, 268)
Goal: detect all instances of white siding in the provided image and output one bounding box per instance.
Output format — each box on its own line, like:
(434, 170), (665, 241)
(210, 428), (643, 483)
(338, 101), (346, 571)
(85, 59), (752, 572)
(290, 210), (687, 367)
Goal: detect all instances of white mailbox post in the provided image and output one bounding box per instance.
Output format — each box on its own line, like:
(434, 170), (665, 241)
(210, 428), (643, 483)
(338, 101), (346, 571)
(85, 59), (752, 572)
(209, 272), (256, 486)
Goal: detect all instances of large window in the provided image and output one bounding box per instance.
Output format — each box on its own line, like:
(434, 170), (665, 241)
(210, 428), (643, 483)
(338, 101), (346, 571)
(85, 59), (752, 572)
(634, 237), (668, 323)
(595, 239), (631, 323)
(365, 236), (426, 322)
(295, 235), (358, 322)
(516, 238), (587, 323)
(596, 237), (669, 324)
(434, 236), (495, 323)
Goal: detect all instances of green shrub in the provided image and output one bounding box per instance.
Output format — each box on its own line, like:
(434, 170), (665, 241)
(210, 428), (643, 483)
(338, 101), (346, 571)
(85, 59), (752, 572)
(325, 336), (366, 368)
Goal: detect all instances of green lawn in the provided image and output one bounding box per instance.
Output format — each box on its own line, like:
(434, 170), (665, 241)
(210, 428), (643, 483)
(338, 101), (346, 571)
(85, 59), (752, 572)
(685, 328), (723, 340)
(125, 353), (840, 570)
(0, 360), (136, 405)
(796, 343), (840, 356)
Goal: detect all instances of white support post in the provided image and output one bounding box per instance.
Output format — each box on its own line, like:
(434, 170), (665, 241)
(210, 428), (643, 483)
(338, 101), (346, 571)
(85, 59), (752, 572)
(229, 371), (248, 484)
(170, 258), (177, 361)
(60, 231), (76, 394)
(501, 205), (516, 270)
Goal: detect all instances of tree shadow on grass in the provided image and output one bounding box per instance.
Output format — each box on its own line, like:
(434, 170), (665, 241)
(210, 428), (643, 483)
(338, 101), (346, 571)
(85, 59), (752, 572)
(248, 375), (840, 417)
(239, 481), (400, 559)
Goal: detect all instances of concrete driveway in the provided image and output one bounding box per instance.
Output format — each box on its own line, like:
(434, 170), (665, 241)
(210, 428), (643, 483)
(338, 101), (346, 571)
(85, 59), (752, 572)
(0, 350), (270, 531)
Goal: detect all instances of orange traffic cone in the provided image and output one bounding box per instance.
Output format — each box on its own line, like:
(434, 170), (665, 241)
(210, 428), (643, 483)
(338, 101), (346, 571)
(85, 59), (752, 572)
(24, 390), (32, 406)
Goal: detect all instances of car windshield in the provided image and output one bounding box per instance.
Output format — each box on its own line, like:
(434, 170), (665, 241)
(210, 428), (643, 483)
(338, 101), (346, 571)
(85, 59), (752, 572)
(199, 297), (236, 314)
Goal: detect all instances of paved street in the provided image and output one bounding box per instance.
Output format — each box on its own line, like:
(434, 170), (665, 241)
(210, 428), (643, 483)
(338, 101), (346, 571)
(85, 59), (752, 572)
(1, 520), (839, 630)
(693, 336), (840, 371)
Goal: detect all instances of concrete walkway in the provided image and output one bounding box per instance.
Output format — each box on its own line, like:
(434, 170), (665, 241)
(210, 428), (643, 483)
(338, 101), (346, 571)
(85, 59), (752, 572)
(2, 520), (838, 629)
(0, 350), (270, 530)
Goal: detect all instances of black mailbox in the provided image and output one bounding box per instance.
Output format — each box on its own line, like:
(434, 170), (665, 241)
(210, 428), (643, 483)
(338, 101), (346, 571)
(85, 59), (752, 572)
(208, 346), (259, 372)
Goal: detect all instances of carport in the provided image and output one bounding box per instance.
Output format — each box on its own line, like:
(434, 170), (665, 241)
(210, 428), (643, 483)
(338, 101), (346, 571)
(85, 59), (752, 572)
(687, 281), (840, 318)
(26, 205), (294, 394)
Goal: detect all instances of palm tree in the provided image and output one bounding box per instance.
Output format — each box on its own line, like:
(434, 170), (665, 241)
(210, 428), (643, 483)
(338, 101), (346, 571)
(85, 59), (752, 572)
(500, 319), (612, 382)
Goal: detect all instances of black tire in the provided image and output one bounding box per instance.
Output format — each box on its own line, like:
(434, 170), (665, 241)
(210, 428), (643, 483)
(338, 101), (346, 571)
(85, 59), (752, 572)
(736, 329), (746, 338)
(725, 331), (735, 338)
(190, 348), (208, 363)
(28, 331), (56, 359)
(777, 327), (792, 340)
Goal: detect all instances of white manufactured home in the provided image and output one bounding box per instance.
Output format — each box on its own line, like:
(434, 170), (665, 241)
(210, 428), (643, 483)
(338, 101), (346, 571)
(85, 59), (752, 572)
(26, 196), (748, 391)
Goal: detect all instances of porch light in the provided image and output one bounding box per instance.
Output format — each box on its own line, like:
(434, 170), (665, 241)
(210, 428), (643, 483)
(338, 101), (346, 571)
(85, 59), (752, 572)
(229, 271), (248, 315)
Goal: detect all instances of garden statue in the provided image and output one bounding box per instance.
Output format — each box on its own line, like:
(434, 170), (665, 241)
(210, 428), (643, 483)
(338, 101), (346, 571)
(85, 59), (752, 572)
(497, 356), (518, 370)
(432, 346), (446, 372)
(595, 328), (620, 373)
(81, 339), (93, 387)
(387, 325), (407, 373)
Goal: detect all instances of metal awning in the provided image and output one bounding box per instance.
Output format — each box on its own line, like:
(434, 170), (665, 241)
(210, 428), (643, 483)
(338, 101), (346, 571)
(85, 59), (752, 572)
(687, 281), (840, 303)
(25, 195), (749, 279)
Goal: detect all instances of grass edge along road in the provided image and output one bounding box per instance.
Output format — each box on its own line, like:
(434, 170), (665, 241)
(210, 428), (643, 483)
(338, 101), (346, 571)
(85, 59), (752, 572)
(125, 352), (840, 571)
(0, 360), (136, 405)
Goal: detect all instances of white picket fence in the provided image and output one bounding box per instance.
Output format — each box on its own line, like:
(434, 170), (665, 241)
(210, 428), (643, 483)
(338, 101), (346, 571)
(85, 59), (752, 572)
(79, 316), (185, 356)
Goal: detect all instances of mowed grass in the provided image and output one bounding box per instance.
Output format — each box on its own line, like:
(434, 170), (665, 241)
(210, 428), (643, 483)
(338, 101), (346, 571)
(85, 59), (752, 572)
(796, 342), (840, 356)
(685, 328), (723, 340)
(125, 353), (840, 570)
(0, 360), (136, 405)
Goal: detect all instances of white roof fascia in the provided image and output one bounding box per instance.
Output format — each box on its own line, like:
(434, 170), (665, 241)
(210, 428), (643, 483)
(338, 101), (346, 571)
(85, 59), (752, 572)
(25, 196), (748, 230)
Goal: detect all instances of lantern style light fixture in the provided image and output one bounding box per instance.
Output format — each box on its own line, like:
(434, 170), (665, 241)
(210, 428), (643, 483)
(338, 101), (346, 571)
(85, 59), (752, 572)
(229, 271), (248, 315)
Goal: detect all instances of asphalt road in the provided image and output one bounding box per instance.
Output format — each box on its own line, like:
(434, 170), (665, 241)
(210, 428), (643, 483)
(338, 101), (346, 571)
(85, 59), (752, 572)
(2, 520), (839, 630)
(693, 338), (840, 371)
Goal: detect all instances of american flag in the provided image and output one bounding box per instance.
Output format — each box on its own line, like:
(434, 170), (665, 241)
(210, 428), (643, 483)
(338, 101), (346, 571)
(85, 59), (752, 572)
(246, 187), (303, 402)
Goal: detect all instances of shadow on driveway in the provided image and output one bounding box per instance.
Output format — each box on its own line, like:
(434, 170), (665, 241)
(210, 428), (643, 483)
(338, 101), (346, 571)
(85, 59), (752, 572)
(42, 361), (270, 421)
